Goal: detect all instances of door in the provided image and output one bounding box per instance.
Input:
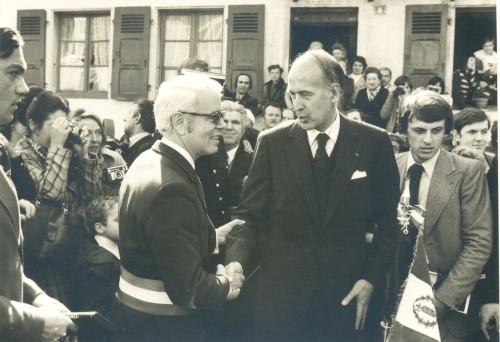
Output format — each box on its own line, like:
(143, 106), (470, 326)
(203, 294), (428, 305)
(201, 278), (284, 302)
(404, 5), (448, 88)
(226, 5), (265, 102)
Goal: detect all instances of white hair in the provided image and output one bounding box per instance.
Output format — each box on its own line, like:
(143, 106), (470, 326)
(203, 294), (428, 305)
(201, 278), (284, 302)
(154, 75), (222, 134)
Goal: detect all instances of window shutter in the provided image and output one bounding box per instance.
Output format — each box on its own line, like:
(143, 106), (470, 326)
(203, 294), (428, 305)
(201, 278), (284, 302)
(17, 9), (46, 87)
(112, 7), (150, 100)
(404, 5), (448, 88)
(226, 5), (265, 102)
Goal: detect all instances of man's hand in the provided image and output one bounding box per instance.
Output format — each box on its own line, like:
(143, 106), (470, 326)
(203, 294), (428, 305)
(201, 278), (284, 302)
(479, 303), (499, 341)
(38, 306), (77, 341)
(217, 262), (245, 300)
(32, 293), (70, 313)
(216, 219), (245, 246)
(50, 117), (71, 148)
(434, 296), (449, 318)
(19, 199), (36, 222)
(341, 279), (373, 330)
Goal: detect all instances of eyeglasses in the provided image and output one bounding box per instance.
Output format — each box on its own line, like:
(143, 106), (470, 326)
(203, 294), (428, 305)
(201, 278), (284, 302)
(179, 110), (224, 124)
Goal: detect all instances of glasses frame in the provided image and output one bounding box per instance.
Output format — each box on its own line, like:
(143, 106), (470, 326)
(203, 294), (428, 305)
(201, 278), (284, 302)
(179, 110), (224, 124)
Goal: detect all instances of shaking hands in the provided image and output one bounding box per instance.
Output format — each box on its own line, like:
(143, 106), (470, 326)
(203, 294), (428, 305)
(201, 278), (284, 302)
(217, 262), (245, 301)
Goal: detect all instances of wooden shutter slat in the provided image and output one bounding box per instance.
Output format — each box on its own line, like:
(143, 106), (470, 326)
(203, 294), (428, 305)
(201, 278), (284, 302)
(112, 7), (150, 100)
(17, 9), (46, 87)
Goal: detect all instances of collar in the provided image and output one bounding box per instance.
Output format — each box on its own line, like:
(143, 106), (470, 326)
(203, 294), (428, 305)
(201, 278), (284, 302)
(161, 137), (195, 169)
(306, 114), (340, 147)
(226, 145), (239, 164)
(95, 235), (120, 260)
(406, 149), (441, 179)
(129, 132), (151, 148)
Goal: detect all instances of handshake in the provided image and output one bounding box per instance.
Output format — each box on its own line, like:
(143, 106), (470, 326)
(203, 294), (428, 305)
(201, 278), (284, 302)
(217, 262), (245, 300)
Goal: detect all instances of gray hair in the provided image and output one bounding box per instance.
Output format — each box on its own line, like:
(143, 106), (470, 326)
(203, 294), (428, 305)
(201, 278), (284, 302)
(154, 75), (222, 135)
(292, 49), (341, 87)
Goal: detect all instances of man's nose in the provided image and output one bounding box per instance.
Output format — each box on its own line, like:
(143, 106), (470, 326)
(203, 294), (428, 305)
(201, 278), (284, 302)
(16, 77), (29, 96)
(423, 131), (432, 144)
(216, 119), (227, 129)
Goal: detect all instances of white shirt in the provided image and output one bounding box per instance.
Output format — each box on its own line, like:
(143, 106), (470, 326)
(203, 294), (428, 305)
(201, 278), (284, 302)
(129, 132), (151, 148)
(226, 146), (238, 165)
(95, 235), (120, 260)
(403, 149), (441, 208)
(161, 137), (195, 169)
(306, 114), (340, 157)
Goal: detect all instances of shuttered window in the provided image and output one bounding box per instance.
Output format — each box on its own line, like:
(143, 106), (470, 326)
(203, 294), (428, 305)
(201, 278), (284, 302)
(160, 10), (223, 81)
(57, 12), (110, 97)
(17, 10), (46, 87)
(111, 7), (151, 101)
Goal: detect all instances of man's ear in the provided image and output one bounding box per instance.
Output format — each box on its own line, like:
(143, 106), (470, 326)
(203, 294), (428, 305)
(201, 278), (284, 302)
(329, 83), (341, 103)
(133, 112), (142, 124)
(171, 113), (188, 135)
(28, 119), (37, 134)
(451, 129), (461, 146)
(94, 222), (105, 235)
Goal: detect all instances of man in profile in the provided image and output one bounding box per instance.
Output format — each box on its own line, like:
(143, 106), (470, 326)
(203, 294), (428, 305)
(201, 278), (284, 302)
(226, 50), (400, 341)
(113, 75), (245, 341)
(0, 27), (76, 341)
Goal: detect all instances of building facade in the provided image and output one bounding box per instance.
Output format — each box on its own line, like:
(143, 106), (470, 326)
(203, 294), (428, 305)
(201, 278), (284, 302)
(0, 0), (496, 136)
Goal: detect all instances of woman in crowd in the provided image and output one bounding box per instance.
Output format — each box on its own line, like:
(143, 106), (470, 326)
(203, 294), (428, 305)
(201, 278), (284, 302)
(354, 66), (389, 128)
(381, 75), (413, 133)
(348, 55), (368, 104)
(16, 90), (102, 305)
(427, 76), (453, 106)
(331, 42), (349, 74)
(452, 55), (482, 109)
(69, 110), (127, 196)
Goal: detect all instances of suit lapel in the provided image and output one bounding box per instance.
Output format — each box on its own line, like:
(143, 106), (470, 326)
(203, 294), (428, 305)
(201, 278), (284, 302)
(322, 115), (360, 227)
(285, 122), (320, 226)
(396, 152), (409, 192)
(424, 150), (460, 237)
(0, 168), (19, 238)
(153, 141), (208, 212)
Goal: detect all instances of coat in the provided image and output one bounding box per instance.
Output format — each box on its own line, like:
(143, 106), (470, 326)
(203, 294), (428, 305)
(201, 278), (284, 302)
(226, 115), (400, 339)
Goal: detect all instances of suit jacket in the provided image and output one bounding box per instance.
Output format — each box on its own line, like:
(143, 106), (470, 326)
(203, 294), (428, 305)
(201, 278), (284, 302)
(354, 87), (389, 129)
(226, 115), (400, 335)
(227, 91), (259, 116)
(119, 140), (229, 311)
(263, 78), (287, 108)
(0, 167), (45, 340)
(121, 134), (156, 167)
(196, 141), (253, 227)
(396, 150), (492, 336)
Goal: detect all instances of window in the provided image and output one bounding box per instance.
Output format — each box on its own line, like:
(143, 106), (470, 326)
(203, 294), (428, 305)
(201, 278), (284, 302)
(161, 11), (223, 81)
(58, 13), (110, 97)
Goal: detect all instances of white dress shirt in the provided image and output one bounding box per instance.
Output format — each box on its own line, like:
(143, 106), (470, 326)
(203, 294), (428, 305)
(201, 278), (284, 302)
(129, 132), (151, 148)
(306, 114), (341, 157)
(95, 235), (120, 260)
(403, 149), (441, 208)
(161, 137), (195, 169)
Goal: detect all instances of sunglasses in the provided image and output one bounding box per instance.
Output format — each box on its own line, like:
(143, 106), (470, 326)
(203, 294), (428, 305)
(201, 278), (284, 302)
(179, 110), (224, 124)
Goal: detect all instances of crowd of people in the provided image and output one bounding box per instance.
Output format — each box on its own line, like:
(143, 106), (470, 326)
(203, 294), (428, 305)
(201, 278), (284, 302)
(0, 25), (498, 342)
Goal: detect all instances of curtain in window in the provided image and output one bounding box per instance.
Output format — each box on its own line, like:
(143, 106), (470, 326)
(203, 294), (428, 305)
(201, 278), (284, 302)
(164, 15), (191, 78)
(197, 14), (223, 71)
(89, 16), (110, 91)
(60, 17), (86, 90)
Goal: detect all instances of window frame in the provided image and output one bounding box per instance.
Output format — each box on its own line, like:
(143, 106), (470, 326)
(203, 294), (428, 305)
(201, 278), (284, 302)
(159, 9), (224, 82)
(55, 11), (111, 99)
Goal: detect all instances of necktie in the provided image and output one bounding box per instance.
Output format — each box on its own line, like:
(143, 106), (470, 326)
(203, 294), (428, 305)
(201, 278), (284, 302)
(408, 163), (424, 206)
(313, 133), (330, 219)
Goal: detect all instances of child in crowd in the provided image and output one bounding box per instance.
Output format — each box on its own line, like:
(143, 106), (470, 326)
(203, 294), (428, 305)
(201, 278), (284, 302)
(73, 196), (121, 341)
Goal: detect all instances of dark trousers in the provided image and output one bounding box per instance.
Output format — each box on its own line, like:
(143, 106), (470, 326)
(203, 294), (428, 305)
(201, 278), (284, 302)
(109, 299), (203, 342)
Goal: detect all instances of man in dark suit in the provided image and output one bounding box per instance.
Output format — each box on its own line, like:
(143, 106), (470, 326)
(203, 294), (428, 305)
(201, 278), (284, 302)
(394, 90), (492, 341)
(224, 73), (259, 116)
(196, 100), (253, 227)
(0, 27), (76, 341)
(112, 75), (245, 341)
(225, 49), (400, 341)
(120, 98), (158, 166)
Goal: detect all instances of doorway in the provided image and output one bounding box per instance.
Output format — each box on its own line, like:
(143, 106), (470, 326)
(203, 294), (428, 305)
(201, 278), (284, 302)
(454, 7), (496, 71)
(290, 8), (358, 67)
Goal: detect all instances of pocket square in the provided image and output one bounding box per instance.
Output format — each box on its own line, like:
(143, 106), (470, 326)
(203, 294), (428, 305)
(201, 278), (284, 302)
(351, 170), (367, 180)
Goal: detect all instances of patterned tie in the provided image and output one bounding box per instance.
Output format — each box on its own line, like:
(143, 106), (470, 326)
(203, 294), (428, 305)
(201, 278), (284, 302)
(313, 133), (330, 219)
(408, 163), (424, 206)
